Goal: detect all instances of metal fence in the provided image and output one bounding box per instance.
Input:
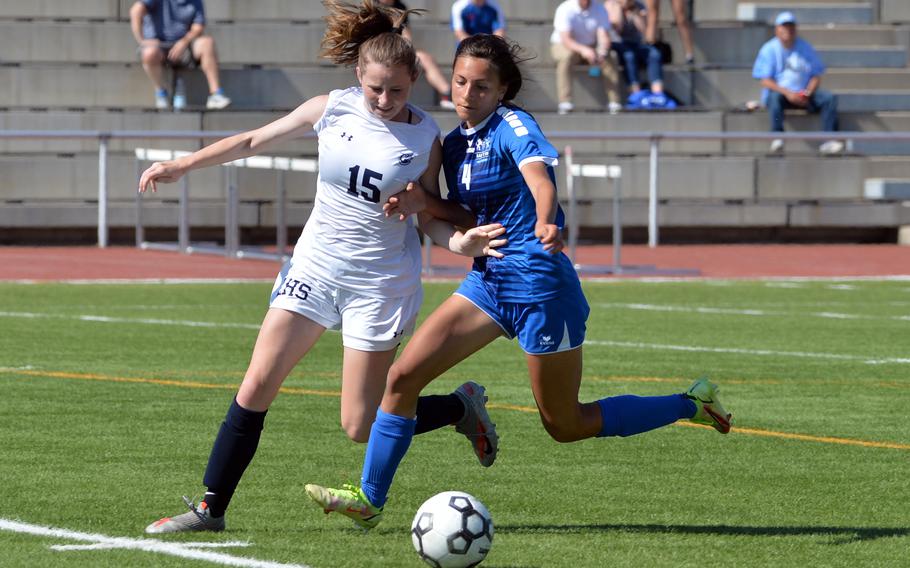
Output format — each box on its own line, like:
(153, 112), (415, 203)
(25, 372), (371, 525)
(4, 129), (910, 255)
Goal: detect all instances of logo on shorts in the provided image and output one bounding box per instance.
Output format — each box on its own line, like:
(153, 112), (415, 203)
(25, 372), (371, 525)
(397, 152), (414, 166)
(539, 334), (554, 346)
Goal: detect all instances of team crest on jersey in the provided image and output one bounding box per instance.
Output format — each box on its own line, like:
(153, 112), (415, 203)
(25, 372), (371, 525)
(397, 152), (414, 166)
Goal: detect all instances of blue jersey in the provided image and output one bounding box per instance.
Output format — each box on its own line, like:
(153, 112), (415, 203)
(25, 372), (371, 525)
(442, 105), (578, 302)
(451, 0), (506, 37)
(141, 0), (205, 43)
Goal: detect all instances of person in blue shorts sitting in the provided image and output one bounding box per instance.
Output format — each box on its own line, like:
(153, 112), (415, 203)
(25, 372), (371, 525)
(305, 33), (733, 530)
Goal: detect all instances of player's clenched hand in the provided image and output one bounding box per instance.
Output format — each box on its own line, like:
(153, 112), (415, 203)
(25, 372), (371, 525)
(535, 222), (564, 254)
(138, 161), (188, 193)
(384, 181), (427, 221)
(457, 223), (508, 258)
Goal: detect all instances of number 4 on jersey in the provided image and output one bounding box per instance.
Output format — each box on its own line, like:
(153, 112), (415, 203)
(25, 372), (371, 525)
(348, 165), (382, 203)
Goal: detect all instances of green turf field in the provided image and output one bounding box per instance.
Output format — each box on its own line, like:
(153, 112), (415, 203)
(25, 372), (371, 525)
(1, 278), (908, 567)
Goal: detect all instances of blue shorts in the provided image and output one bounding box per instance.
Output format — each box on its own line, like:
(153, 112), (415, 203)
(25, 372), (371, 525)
(454, 271), (590, 355)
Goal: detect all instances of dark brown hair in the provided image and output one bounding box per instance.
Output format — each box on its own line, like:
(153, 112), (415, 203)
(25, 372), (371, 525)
(321, 0), (421, 77)
(454, 34), (529, 101)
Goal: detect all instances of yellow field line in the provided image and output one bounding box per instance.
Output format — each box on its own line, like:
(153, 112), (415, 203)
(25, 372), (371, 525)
(3, 369), (340, 398)
(4, 368), (909, 451)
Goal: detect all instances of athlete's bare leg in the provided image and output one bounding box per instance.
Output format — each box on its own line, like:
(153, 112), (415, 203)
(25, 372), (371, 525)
(341, 346), (398, 442)
(236, 308), (325, 411)
(382, 295), (503, 417)
(526, 347), (602, 443)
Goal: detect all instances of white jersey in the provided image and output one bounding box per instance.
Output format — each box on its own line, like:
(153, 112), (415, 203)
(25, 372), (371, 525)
(292, 87), (440, 298)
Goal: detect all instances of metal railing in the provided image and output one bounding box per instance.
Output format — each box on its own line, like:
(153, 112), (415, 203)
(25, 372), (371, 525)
(4, 129), (910, 251)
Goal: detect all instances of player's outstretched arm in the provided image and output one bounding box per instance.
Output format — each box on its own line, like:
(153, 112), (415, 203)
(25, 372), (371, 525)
(138, 95), (329, 193)
(420, 219), (507, 258)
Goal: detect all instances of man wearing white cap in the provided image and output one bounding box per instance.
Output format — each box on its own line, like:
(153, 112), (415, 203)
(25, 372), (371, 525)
(752, 11), (842, 155)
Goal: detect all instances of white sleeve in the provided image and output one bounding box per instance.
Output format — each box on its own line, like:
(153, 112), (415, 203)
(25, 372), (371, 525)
(553, 3), (570, 32)
(451, 0), (466, 31)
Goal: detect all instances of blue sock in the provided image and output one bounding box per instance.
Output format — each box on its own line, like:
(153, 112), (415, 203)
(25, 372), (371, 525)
(361, 409), (416, 508)
(214, 88), (224, 96)
(155, 88), (168, 97)
(597, 394), (696, 437)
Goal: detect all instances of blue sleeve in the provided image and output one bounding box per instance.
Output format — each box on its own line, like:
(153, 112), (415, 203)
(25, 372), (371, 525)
(752, 42), (776, 80)
(141, 0), (157, 10)
(441, 133), (465, 203)
(192, 0), (206, 25)
(500, 109), (559, 170)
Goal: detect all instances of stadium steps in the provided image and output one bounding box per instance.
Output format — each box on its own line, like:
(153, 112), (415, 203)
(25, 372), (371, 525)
(737, 2), (874, 25)
(864, 178), (910, 200)
(5, 63), (909, 113)
(882, 0), (910, 23)
(5, 20), (907, 70)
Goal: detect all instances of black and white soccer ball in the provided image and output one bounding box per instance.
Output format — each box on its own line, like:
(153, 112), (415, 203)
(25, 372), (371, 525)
(410, 491), (494, 568)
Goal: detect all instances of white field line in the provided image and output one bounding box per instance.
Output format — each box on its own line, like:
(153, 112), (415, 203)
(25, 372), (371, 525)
(0, 311), (261, 330)
(7, 278), (273, 285)
(2, 310), (907, 366)
(596, 302), (910, 322)
(587, 340), (910, 365)
(0, 518), (309, 568)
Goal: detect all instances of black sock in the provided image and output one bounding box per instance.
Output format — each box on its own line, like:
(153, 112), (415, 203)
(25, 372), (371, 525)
(202, 398), (267, 517)
(414, 394), (465, 435)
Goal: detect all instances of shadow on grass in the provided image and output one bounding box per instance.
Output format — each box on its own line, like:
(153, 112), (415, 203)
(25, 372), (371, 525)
(496, 523), (909, 543)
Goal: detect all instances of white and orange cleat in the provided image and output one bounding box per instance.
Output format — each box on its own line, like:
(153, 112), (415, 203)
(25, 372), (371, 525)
(145, 496), (225, 534)
(454, 381), (499, 467)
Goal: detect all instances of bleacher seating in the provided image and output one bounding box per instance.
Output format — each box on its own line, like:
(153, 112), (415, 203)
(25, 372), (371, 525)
(1, 0), (909, 243)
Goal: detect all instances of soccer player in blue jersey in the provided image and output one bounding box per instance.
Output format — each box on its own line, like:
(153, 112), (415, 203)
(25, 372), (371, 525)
(306, 33), (732, 529)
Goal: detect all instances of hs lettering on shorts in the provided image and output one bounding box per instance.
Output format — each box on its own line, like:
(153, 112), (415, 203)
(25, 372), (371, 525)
(278, 277), (312, 300)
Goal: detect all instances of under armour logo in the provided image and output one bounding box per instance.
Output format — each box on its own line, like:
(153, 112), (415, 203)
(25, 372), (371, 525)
(340, 132), (353, 141)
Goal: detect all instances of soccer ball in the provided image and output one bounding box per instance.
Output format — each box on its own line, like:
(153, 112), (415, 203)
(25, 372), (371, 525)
(411, 491), (494, 568)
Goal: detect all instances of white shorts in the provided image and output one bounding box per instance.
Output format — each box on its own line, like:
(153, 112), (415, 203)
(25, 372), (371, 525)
(269, 261), (423, 352)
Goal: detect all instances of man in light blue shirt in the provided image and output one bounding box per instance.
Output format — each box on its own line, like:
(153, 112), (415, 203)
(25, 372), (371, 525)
(752, 11), (842, 154)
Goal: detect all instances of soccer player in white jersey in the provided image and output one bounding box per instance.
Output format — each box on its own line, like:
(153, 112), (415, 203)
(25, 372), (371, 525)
(139, 0), (505, 534)
(306, 34), (733, 530)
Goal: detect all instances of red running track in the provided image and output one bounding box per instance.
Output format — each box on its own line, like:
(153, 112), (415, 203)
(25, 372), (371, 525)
(1, 245), (908, 281)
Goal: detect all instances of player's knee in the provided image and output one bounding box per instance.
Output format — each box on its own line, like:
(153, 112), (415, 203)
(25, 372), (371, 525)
(342, 420), (371, 443)
(141, 48), (163, 65)
(386, 364), (421, 395)
(195, 36), (215, 54)
(540, 416), (584, 443)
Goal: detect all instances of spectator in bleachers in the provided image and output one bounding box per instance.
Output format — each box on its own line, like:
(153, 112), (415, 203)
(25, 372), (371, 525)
(644, 0), (694, 64)
(130, 0), (231, 111)
(379, 0), (456, 109)
(752, 11), (842, 155)
(451, 0), (506, 45)
(605, 0), (665, 97)
(551, 0), (622, 115)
